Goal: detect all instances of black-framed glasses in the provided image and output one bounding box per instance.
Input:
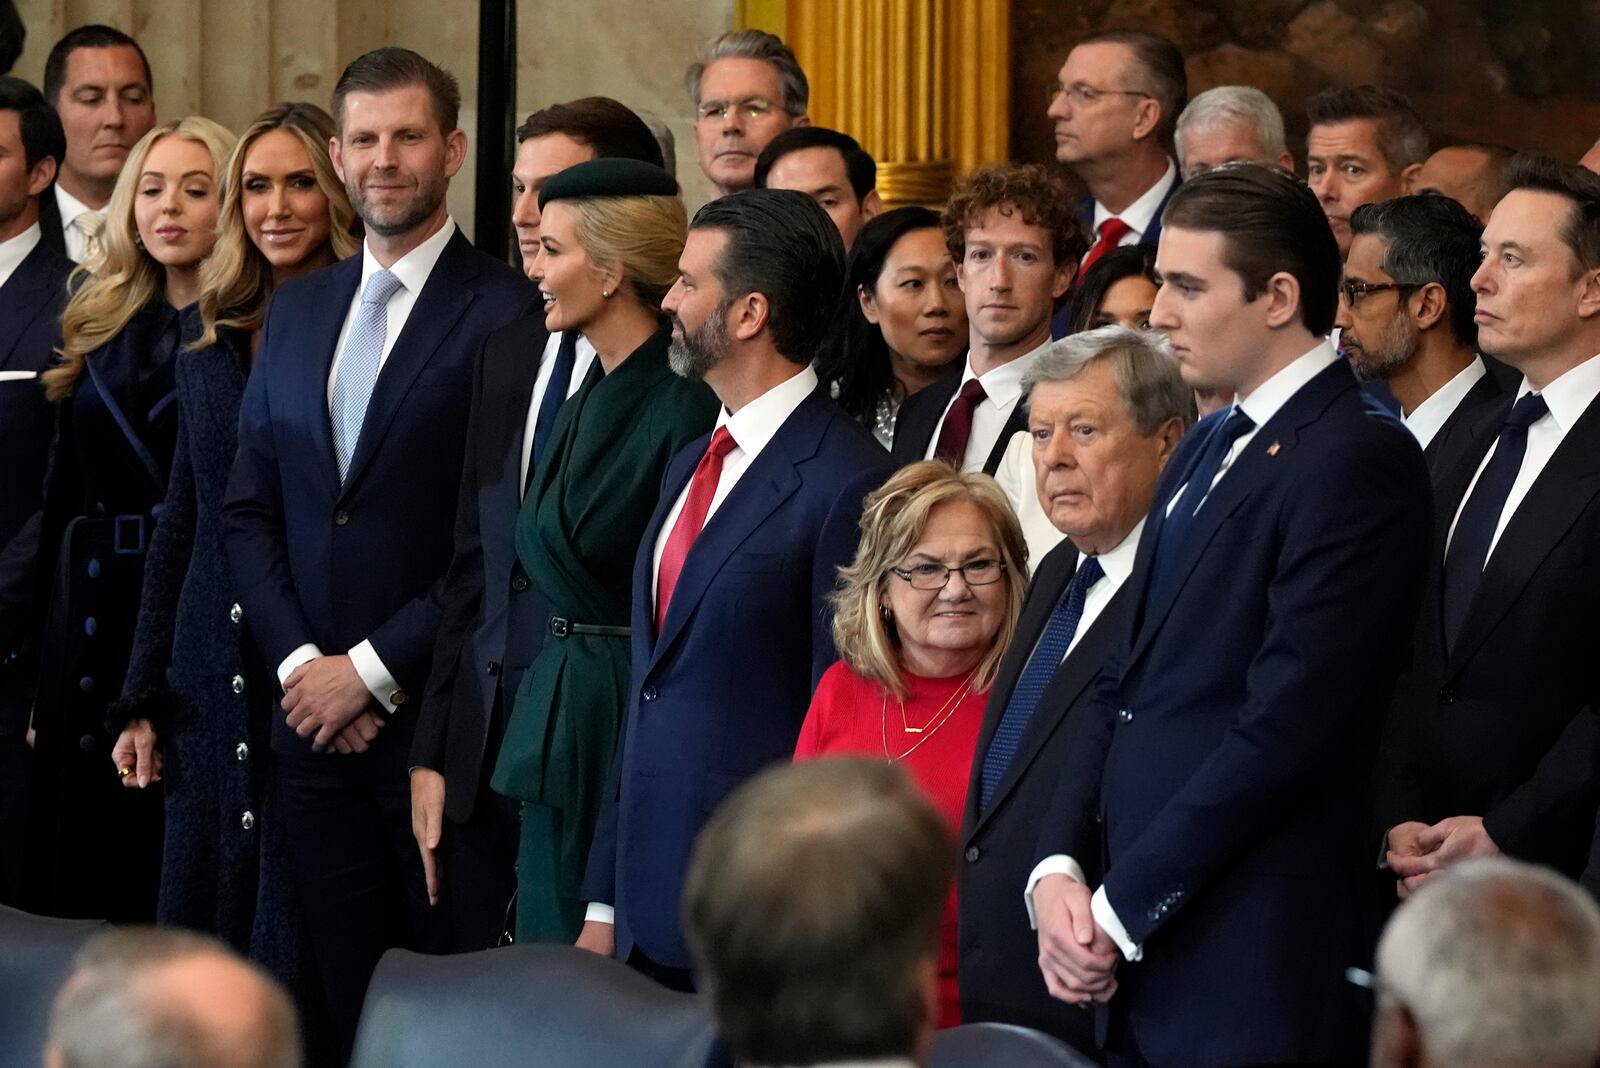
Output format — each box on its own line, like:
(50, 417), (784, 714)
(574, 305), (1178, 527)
(695, 97), (778, 123)
(1047, 81), (1151, 107)
(890, 560), (1007, 590)
(1339, 279), (1421, 307)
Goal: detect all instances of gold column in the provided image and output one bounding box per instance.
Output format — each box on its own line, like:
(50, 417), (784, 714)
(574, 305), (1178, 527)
(740, 0), (1009, 209)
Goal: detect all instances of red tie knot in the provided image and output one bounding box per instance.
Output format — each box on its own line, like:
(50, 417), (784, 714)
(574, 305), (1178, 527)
(707, 425), (737, 459)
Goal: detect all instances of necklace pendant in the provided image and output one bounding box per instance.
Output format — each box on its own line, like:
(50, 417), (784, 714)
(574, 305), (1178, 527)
(902, 725), (924, 733)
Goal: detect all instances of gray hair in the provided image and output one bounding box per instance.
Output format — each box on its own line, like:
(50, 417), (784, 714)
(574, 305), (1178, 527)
(685, 29), (809, 116)
(1021, 325), (1195, 437)
(1175, 85), (1288, 171)
(1375, 858), (1600, 1068)
(49, 928), (301, 1068)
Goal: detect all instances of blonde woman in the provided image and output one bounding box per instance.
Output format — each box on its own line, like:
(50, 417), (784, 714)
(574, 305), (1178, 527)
(29, 116), (233, 923)
(103, 104), (353, 1032)
(795, 459), (1027, 1028)
(487, 159), (717, 943)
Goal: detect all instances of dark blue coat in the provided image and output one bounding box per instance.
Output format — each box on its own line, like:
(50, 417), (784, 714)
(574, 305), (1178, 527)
(581, 387), (889, 970)
(1037, 357), (1432, 1066)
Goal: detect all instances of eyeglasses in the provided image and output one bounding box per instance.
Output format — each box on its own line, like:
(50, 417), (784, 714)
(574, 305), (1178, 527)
(890, 560), (1007, 591)
(1339, 279), (1421, 307)
(1047, 81), (1152, 107)
(695, 97), (779, 123)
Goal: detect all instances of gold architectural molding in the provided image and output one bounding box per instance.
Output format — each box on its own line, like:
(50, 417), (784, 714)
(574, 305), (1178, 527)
(740, 1), (1010, 208)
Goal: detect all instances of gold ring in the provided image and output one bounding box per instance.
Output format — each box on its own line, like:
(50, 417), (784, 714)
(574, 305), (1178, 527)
(118, 766), (133, 778)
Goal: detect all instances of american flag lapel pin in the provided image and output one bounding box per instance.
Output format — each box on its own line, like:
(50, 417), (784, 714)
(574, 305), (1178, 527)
(1267, 442), (1281, 457)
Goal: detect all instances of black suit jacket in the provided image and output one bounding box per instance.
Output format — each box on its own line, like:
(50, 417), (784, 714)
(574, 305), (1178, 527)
(35, 192), (68, 261)
(889, 366), (1024, 475)
(957, 537), (1126, 1055)
(1382, 385), (1600, 878)
(410, 315), (552, 821)
(1422, 368), (1506, 488)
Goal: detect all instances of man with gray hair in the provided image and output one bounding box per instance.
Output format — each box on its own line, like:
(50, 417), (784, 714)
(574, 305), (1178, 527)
(1371, 857), (1600, 1068)
(686, 29), (810, 198)
(45, 928), (301, 1068)
(959, 325), (1191, 1054)
(1175, 85), (1295, 180)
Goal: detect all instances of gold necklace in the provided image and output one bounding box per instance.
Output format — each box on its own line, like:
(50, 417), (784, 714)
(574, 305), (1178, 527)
(881, 669), (977, 763)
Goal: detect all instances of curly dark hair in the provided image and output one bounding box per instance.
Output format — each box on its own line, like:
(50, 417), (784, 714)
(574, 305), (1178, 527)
(941, 163), (1088, 268)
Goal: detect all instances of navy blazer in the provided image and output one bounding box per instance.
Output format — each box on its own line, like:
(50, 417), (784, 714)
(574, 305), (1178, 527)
(1050, 180), (1180, 339)
(222, 230), (534, 755)
(581, 386), (889, 970)
(1037, 357), (1432, 1067)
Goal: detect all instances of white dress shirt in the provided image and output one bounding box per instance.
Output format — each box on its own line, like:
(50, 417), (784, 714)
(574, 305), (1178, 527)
(518, 330), (598, 495)
(54, 185), (97, 264)
(1404, 356), (1487, 451)
(1090, 159), (1178, 250)
(586, 364), (820, 928)
(1025, 339), (1340, 962)
(993, 429), (1067, 566)
(0, 221), (40, 290)
(1446, 353), (1600, 560)
(923, 343), (1049, 472)
(278, 218), (459, 713)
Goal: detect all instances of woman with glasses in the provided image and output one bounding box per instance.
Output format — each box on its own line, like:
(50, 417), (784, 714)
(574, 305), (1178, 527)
(795, 460), (1027, 1028)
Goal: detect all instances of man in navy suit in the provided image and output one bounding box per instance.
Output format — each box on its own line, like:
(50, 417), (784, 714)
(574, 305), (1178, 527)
(407, 97), (665, 951)
(575, 189), (888, 988)
(1029, 165), (1433, 1067)
(1046, 30), (1185, 338)
(0, 76), (70, 907)
(221, 48), (533, 1056)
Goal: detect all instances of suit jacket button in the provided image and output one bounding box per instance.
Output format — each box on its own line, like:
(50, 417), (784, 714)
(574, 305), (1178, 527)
(235, 743), (249, 761)
(229, 603), (243, 624)
(487, 660), (501, 676)
(1117, 708), (1133, 724)
(1437, 686), (1454, 705)
(334, 510), (350, 526)
(241, 811), (255, 831)
(964, 846), (981, 863)
(231, 675), (245, 694)
(642, 686), (658, 702)
(511, 575), (530, 592)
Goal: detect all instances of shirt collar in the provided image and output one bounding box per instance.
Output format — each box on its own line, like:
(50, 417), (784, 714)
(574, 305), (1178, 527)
(1403, 356), (1486, 450)
(1092, 159), (1177, 240)
(1085, 516), (1144, 587)
(0, 222), (42, 283)
(1235, 340), (1340, 428)
(717, 363), (819, 456)
(961, 339), (1052, 410)
(54, 184), (94, 230)
(1515, 351), (1600, 433)
(357, 217), (457, 297)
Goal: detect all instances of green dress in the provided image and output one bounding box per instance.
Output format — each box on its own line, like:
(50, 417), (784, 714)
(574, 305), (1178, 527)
(490, 324), (718, 942)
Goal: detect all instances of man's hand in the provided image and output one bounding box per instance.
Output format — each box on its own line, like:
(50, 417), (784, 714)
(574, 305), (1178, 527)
(1386, 820), (1435, 898)
(282, 655), (372, 750)
(1393, 815), (1498, 898)
(1034, 874), (1119, 1005)
(110, 719), (163, 788)
(411, 768), (446, 906)
(329, 711), (385, 755)
(576, 920), (615, 958)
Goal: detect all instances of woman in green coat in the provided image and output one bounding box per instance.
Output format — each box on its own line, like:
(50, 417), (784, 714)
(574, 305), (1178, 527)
(491, 160), (718, 942)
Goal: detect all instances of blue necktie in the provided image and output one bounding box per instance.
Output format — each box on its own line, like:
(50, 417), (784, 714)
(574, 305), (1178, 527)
(1151, 406), (1255, 588)
(978, 555), (1103, 812)
(1441, 392), (1548, 650)
(529, 330), (579, 487)
(331, 269), (404, 482)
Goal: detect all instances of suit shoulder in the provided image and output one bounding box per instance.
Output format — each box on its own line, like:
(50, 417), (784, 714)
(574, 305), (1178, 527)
(462, 246), (537, 298)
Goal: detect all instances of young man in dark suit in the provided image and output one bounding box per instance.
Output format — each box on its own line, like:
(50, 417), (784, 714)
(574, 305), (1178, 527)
(406, 97), (665, 953)
(958, 325), (1190, 1052)
(1382, 157), (1600, 894)
(221, 48), (533, 1056)
(1030, 164), (1434, 1068)
(0, 75), (70, 907)
(576, 189), (889, 988)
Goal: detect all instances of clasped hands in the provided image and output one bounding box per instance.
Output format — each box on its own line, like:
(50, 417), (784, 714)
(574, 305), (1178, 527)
(1034, 873), (1121, 1006)
(283, 654), (385, 753)
(1386, 815), (1499, 898)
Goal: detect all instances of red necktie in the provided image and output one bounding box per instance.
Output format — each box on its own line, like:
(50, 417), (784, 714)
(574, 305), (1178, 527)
(1081, 217), (1133, 275)
(656, 426), (738, 631)
(933, 378), (988, 468)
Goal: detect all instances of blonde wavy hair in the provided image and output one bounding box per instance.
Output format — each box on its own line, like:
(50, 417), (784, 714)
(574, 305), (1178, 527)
(194, 102), (359, 350)
(832, 460), (1029, 699)
(43, 117), (236, 402)
(563, 193), (686, 311)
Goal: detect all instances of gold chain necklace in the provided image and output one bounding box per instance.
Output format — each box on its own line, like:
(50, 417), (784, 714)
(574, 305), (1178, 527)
(880, 669), (977, 763)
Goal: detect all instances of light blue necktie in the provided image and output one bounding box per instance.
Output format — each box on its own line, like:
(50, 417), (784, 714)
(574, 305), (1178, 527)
(331, 268), (404, 481)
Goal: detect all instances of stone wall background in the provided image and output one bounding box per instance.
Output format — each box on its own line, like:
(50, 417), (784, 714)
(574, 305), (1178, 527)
(1011, 0), (1600, 181)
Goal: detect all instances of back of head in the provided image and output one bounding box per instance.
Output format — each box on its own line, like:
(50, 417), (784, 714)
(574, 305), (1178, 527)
(689, 187), (845, 363)
(515, 96), (664, 168)
(332, 46), (460, 135)
(1175, 84), (1288, 170)
(1078, 28), (1187, 147)
(1164, 162), (1341, 336)
(685, 29), (809, 117)
(0, 73), (66, 174)
(47, 928), (301, 1068)
(1375, 858), (1600, 1068)
(43, 24), (153, 106)
(1305, 85), (1429, 171)
(1349, 193), (1483, 348)
(753, 126), (877, 201)
(683, 758), (953, 1066)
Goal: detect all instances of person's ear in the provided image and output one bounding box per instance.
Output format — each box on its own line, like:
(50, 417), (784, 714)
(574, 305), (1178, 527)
(1131, 98), (1162, 143)
(329, 136), (346, 185)
(859, 283), (881, 325)
(861, 189), (883, 221)
(27, 155), (58, 199)
(1051, 257), (1076, 300)
(1579, 267), (1600, 322)
(1399, 162), (1423, 194)
(732, 291), (770, 341)
(1261, 270), (1303, 329)
(1410, 282), (1448, 331)
(442, 127), (468, 180)
(1154, 415), (1186, 467)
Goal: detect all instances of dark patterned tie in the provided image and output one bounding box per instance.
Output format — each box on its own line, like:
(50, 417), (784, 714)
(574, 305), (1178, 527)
(1150, 406), (1255, 593)
(528, 329), (580, 488)
(933, 378), (988, 467)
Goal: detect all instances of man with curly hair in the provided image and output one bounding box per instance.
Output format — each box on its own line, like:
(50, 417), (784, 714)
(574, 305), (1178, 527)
(890, 163), (1086, 475)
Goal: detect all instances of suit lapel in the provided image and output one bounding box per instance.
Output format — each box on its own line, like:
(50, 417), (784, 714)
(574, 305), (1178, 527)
(298, 258), (361, 491)
(0, 242), (66, 369)
(893, 369), (959, 463)
(982, 399), (1027, 475)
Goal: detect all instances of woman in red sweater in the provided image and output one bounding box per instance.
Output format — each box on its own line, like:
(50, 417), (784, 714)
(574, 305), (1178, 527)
(795, 460), (1028, 1027)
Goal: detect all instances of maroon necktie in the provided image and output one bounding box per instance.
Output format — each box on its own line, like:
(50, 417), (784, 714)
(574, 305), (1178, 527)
(656, 427), (738, 631)
(1081, 217), (1133, 276)
(933, 378), (988, 468)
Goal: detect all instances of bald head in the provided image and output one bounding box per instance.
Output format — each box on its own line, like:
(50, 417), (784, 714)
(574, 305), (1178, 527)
(1414, 144), (1514, 223)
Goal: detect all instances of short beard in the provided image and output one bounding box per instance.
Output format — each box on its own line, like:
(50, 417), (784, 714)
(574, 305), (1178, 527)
(350, 171), (448, 238)
(1347, 313), (1417, 382)
(668, 299), (732, 381)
